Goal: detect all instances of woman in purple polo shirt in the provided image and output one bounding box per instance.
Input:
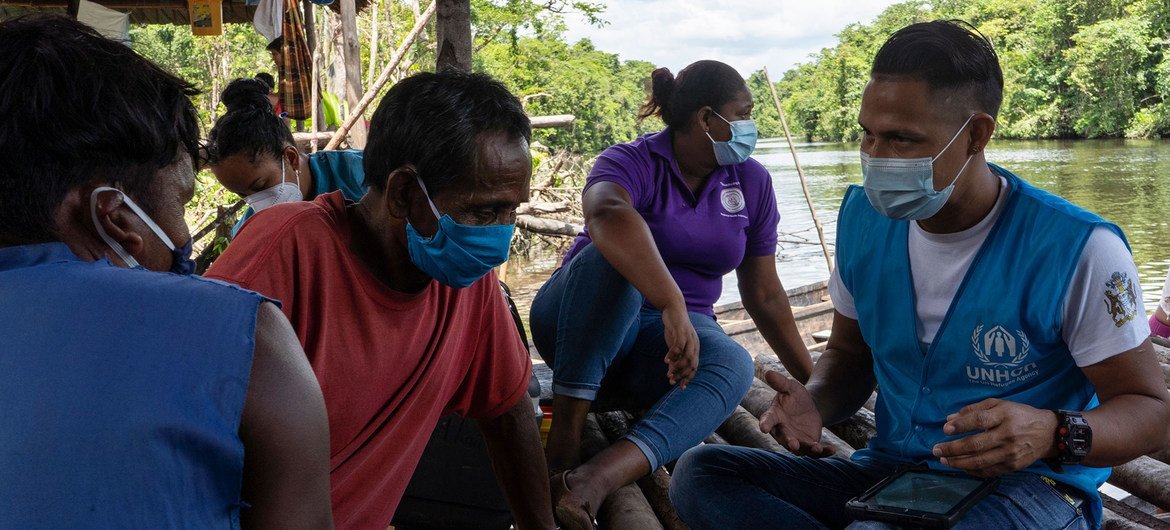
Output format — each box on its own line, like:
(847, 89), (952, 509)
(530, 60), (813, 527)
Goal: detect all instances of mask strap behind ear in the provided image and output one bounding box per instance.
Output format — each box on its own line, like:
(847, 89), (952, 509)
(91, 187), (143, 268)
(413, 175), (442, 220)
(91, 186), (177, 264)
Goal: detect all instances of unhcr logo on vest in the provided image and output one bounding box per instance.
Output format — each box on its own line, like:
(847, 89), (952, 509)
(967, 324), (1039, 388)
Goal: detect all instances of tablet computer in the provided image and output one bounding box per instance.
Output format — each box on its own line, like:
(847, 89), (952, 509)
(845, 468), (998, 529)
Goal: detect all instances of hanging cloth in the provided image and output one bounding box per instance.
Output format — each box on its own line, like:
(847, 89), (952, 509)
(253, 0), (282, 43)
(277, 2), (314, 120)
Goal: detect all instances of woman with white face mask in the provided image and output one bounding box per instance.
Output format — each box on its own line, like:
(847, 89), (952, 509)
(207, 77), (367, 237)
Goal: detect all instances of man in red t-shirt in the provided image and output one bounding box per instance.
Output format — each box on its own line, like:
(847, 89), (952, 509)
(207, 70), (554, 530)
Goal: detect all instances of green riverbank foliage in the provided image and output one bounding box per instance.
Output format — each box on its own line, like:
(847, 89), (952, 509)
(776, 0), (1170, 141)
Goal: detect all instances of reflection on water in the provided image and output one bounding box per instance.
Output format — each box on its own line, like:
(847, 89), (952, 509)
(507, 138), (1170, 317)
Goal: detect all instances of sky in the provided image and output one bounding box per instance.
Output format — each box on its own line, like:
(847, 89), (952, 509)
(562, 0), (905, 79)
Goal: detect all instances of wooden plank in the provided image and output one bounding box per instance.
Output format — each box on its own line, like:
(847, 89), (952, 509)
(530, 114), (575, 129)
(1101, 493), (1170, 530)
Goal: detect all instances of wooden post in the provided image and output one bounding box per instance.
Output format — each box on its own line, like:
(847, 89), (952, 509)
(367, 0), (380, 87)
(66, 0), (80, 18)
(763, 67), (833, 272)
(338, 0), (368, 148)
(325, 2), (436, 151)
(435, 0), (471, 71)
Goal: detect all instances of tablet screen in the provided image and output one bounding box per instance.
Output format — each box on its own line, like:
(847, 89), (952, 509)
(870, 471), (986, 514)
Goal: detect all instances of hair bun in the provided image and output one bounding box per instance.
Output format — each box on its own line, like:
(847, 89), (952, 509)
(221, 77), (273, 113)
(649, 67), (676, 110)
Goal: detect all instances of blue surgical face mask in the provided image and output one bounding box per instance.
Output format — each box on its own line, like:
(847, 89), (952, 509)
(861, 114), (976, 221)
(404, 176), (515, 288)
(706, 111), (758, 166)
(90, 186), (197, 275)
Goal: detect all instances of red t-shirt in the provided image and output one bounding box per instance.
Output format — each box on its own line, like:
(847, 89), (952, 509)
(205, 191), (531, 529)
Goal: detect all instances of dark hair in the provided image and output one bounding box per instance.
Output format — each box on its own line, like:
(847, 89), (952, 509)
(871, 20), (1004, 118)
(207, 77), (293, 165)
(0, 15), (200, 245)
(364, 68), (531, 194)
(266, 36), (283, 52)
(254, 72), (276, 91)
(637, 60), (747, 130)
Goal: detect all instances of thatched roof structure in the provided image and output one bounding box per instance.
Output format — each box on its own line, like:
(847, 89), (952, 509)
(0, 0), (371, 26)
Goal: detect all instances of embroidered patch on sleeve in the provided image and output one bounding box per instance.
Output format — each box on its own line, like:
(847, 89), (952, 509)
(1104, 271), (1138, 328)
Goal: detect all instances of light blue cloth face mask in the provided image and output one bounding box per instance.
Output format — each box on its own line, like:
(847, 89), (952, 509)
(861, 114), (976, 220)
(404, 176), (514, 288)
(706, 111), (758, 166)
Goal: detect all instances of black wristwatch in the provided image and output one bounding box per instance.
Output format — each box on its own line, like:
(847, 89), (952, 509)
(1044, 410), (1092, 472)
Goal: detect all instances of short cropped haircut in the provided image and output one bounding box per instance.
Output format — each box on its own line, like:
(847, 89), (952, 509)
(363, 68), (531, 195)
(0, 15), (200, 245)
(871, 20), (1004, 119)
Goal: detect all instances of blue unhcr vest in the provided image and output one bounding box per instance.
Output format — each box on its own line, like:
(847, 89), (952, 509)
(0, 243), (267, 528)
(836, 165), (1124, 527)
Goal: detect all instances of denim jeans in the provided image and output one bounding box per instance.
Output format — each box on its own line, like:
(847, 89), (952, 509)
(530, 244), (754, 470)
(671, 445), (1090, 530)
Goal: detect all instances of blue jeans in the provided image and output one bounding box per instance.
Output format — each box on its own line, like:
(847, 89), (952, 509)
(530, 244), (754, 470)
(671, 445), (1090, 530)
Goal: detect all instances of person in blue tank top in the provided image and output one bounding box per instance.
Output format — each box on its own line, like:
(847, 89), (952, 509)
(671, 20), (1170, 530)
(0, 15), (333, 529)
(206, 77), (367, 237)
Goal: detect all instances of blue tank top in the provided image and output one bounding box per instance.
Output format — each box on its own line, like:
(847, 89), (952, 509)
(0, 243), (267, 528)
(836, 166), (1124, 528)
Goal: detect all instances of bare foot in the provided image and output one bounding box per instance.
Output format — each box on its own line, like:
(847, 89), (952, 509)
(551, 470), (596, 530)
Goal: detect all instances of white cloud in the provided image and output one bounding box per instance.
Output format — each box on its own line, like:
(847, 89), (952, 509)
(562, 0), (903, 79)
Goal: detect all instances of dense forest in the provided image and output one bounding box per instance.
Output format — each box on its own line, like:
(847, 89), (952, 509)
(778, 0), (1170, 142)
(130, 0), (1170, 153)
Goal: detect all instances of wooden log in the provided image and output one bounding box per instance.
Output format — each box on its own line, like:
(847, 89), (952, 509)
(1102, 509), (1151, 530)
(1108, 456), (1170, 512)
(703, 432), (728, 445)
(636, 467), (690, 530)
(530, 114), (576, 129)
(580, 415), (663, 530)
(325, 1), (435, 151)
(338, 0), (367, 148)
(516, 214), (583, 237)
(597, 482), (664, 530)
(826, 406), (877, 450)
(293, 131), (333, 151)
(716, 406), (785, 453)
(435, 0), (472, 71)
(516, 201), (569, 215)
(739, 378), (855, 457)
(595, 411), (632, 442)
(1147, 445), (1170, 466)
(1101, 493), (1170, 530)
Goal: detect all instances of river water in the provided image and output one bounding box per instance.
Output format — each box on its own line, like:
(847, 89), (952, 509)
(509, 138), (1170, 314)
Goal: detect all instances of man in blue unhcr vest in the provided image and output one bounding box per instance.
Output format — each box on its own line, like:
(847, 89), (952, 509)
(670, 20), (1170, 530)
(0, 15), (332, 528)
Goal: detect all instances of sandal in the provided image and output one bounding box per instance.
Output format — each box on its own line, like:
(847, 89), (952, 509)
(550, 469), (598, 530)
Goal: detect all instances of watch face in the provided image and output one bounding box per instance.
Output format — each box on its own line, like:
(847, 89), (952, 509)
(1058, 411), (1092, 461)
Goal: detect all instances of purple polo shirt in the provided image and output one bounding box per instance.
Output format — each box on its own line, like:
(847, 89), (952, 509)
(562, 129), (780, 316)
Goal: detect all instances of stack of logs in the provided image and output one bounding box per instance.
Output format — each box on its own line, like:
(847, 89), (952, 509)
(576, 341), (1170, 530)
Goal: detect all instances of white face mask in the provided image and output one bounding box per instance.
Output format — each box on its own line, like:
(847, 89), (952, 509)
(244, 156), (302, 212)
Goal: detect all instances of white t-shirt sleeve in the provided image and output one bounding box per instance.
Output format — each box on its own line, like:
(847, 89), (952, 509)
(1061, 226), (1149, 367)
(828, 260), (858, 320)
(1159, 269), (1170, 315)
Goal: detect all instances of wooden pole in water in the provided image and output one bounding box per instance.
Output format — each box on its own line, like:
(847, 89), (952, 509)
(325, 1), (435, 151)
(763, 67), (833, 272)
